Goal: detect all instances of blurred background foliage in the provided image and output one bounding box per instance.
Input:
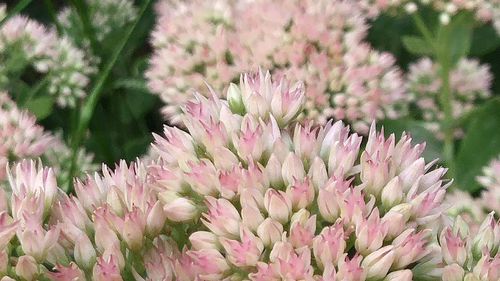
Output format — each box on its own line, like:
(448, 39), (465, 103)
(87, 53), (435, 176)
(2, 0), (500, 193)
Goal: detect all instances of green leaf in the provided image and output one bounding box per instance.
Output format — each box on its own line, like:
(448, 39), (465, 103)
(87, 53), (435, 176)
(402, 36), (433, 55)
(24, 96), (54, 120)
(439, 12), (473, 65)
(455, 99), (500, 192)
(379, 119), (443, 161)
(470, 25), (500, 56)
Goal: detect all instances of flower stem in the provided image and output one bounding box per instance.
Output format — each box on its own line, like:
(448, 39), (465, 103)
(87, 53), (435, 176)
(65, 0), (153, 192)
(412, 14), (456, 178)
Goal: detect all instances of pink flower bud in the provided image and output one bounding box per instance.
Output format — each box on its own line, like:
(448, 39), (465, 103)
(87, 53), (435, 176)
(382, 203), (412, 239)
(202, 197), (241, 238)
(361, 245), (395, 280)
(337, 255), (366, 281)
(442, 264), (465, 281)
(122, 208), (146, 252)
(308, 157), (328, 190)
(241, 205), (264, 231)
(360, 153), (390, 197)
(188, 249), (230, 280)
(355, 208), (387, 255)
(74, 234), (96, 270)
(313, 220), (346, 269)
(440, 227), (467, 266)
(293, 122), (320, 161)
(286, 178), (315, 210)
(393, 229), (431, 269)
(15, 255), (38, 281)
(266, 154), (283, 187)
(289, 210), (316, 248)
(92, 255), (123, 281)
(257, 218), (283, 247)
(220, 227), (264, 267)
(19, 224), (60, 262)
(185, 160), (220, 196)
(281, 152), (305, 186)
(146, 201), (167, 237)
(162, 194), (198, 222)
(264, 189), (292, 224)
(189, 231), (220, 251)
(381, 176), (403, 209)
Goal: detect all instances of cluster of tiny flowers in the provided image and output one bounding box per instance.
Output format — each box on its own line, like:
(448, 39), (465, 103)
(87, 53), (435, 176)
(438, 213), (500, 281)
(150, 70), (449, 280)
(0, 92), (94, 184)
(146, 0), (407, 133)
(406, 57), (492, 138)
(58, 0), (137, 45)
(478, 156), (500, 215)
(360, 0), (500, 28)
(0, 6), (94, 107)
(0, 93), (54, 182)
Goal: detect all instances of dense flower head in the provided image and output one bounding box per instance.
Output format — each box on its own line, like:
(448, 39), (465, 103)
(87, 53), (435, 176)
(478, 156), (500, 214)
(150, 70), (450, 280)
(146, 0), (407, 132)
(0, 92), (94, 184)
(407, 57), (492, 138)
(360, 0), (500, 29)
(0, 7), (94, 107)
(437, 213), (500, 281)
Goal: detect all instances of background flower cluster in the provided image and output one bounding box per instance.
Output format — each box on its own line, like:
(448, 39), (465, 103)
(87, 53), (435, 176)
(0, 0), (499, 280)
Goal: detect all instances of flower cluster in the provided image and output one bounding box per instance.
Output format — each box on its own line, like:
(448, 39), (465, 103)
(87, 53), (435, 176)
(407, 57), (492, 138)
(2, 69), (500, 280)
(151, 70), (449, 280)
(58, 0), (137, 46)
(0, 6), (94, 107)
(0, 92), (94, 184)
(360, 0), (500, 28)
(146, 0), (407, 132)
(438, 213), (500, 281)
(478, 156), (500, 214)
(0, 93), (54, 182)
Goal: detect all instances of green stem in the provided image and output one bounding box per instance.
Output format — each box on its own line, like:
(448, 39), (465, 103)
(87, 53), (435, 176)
(0, 0), (33, 26)
(68, 0), (99, 52)
(412, 14), (456, 179)
(65, 0), (153, 192)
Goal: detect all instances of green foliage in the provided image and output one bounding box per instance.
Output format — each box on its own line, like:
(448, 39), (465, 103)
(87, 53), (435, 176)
(455, 99), (500, 193)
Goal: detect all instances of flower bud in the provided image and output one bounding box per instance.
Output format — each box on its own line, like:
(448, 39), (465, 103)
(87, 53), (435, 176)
(146, 201), (167, 237)
(264, 190), (292, 224)
(257, 218), (283, 247)
(382, 203), (412, 239)
(92, 256), (122, 281)
(313, 221), (345, 269)
(15, 255), (38, 281)
(189, 231), (220, 251)
(123, 208), (145, 252)
(286, 178), (315, 210)
(281, 153), (305, 185)
(381, 176), (403, 209)
(442, 264), (465, 281)
(361, 245), (395, 280)
(163, 196), (198, 222)
(74, 234), (97, 271)
(220, 227), (263, 267)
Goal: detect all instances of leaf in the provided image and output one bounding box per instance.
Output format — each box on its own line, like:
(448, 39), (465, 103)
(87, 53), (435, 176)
(442, 13), (473, 65)
(470, 25), (500, 56)
(402, 36), (433, 55)
(379, 119), (443, 161)
(24, 96), (54, 120)
(455, 99), (500, 192)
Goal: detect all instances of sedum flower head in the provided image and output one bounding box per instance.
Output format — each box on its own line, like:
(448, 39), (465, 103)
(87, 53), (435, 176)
(0, 8), (94, 107)
(146, 0), (407, 132)
(437, 213), (500, 281)
(151, 70), (449, 280)
(407, 57), (492, 138)
(0, 92), (94, 184)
